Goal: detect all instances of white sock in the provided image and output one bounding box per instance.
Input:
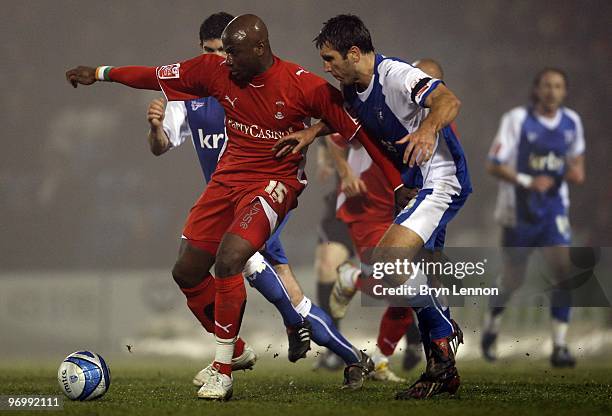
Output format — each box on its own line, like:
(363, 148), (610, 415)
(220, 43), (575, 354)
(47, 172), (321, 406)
(552, 319), (569, 347)
(214, 336), (236, 367)
(294, 296), (312, 318)
(371, 346), (388, 367)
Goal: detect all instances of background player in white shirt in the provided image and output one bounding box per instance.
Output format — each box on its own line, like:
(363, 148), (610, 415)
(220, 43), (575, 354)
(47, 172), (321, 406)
(482, 68), (586, 367)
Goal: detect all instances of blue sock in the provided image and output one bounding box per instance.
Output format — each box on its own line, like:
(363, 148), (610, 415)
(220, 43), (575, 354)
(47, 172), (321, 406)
(551, 288), (571, 322)
(245, 256), (303, 327)
(551, 306), (571, 323)
(416, 296), (454, 340)
(307, 304), (360, 365)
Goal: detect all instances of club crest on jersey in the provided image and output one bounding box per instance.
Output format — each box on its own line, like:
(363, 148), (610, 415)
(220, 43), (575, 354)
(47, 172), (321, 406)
(274, 100), (285, 120)
(157, 63), (180, 79)
(191, 100), (205, 111)
(526, 131), (538, 142)
(563, 130), (575, 144)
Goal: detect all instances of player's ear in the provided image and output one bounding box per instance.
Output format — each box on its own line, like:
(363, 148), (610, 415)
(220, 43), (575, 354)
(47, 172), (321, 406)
(254, 41), (265, 57)
(348, 46), (360, 63)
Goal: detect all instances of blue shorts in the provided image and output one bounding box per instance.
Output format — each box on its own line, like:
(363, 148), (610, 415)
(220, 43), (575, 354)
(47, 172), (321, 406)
(394, 187), (469, 250)
(262, 212), (290, 265)
(503, 214), (571, 248)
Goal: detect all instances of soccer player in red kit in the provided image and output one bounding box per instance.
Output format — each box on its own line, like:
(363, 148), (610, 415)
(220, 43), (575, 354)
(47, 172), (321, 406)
(66, 14), (402, 400)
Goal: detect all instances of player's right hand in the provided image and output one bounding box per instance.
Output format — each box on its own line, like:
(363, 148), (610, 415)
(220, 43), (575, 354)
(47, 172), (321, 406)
(341, 175), (367, 198)
(65, 66), (97, 88)
(531, 175), (555, 193)
(147, 98), (166, 129)
(273, 126), (318, 158)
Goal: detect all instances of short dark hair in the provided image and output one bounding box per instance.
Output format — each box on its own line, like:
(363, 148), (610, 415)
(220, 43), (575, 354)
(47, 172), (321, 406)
(530, 67), (568, 103)
(199, 12), (234, 42)
(314, 14), (374, 57)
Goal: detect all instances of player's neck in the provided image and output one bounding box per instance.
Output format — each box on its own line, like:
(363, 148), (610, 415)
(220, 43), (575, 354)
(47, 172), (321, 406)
(355, 53), (376, 91)
(534, 103), (560, 119)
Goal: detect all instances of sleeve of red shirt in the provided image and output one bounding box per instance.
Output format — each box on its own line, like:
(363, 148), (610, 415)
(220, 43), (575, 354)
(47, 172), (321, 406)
(108, 54), (222, 100)
(300, 73), (402, 188)
(354, 129), (403, 189)
(300, 74), (361, 141)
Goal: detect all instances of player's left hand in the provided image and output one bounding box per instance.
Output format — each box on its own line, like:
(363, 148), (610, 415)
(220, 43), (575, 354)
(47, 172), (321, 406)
(273, 126), (318, 158)
(396, 126), (436, 167)
(65, 66), (97, 88)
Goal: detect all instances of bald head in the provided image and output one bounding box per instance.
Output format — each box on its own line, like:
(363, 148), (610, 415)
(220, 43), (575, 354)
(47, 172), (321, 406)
(221, 14), (274, 83)
(223, 14), (269, 47)
(413, 58), (444, 80)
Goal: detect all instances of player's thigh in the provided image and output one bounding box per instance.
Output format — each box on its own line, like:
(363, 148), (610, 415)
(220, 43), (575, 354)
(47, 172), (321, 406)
(273, 264), (305, 305)
(315, 242), (351, 283)
(499, 246), (529, 292)
(541, 246), (571, 285)
(182, 181), (235, 252)
(172, 239), (216, 288)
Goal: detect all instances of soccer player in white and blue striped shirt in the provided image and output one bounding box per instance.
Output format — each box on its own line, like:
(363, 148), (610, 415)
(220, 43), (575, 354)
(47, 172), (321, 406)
(274, 14), (471, 399)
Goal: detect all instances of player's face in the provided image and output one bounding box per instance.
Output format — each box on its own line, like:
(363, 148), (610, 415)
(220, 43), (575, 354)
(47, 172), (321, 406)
(201, 38), (226, 57)
(320, 44), (355, 85)
(222, 35), (260, 83)
(534, 72), (567, 111)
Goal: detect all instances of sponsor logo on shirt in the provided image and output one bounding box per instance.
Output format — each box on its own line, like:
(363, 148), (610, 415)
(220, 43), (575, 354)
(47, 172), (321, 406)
(157, 63), (180, 79)
(528, 151), (564, 172)
(226, 117), (294, 140)
(197, 131), (224, 149)
(191, 101), (205, 111)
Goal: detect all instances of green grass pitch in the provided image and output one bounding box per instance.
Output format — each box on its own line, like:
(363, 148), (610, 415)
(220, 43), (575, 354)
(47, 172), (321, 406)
(1, 357), (611, 415)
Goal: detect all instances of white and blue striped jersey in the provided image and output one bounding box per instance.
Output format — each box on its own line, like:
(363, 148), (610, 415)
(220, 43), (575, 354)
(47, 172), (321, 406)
(488, 106), (585, 226)
(163, 97), (228, 183)
(342, 54), (471, 197)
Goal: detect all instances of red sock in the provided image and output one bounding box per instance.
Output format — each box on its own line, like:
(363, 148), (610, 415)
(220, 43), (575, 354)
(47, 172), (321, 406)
(377, 307), (415, 356)
(233, 337), (245, 358)
(180, 274), (216, 333)
(213, 273), (247, 376)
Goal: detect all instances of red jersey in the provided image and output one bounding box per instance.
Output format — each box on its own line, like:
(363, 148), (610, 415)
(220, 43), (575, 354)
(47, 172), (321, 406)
(333, 135), (394, 225)
(154, 54), (360, 192)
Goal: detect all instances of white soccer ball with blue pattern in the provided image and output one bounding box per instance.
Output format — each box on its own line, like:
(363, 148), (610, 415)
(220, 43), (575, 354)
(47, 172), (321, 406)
(57, 351), (111, 401)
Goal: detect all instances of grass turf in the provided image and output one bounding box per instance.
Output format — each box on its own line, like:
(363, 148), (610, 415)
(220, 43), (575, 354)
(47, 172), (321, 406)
(0, 358), (611, 416)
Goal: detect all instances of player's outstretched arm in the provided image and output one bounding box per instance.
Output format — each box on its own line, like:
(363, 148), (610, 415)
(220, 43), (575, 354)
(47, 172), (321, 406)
(396, 84), (461, 167)
(66, 65), (160, 90)
(147, 98), (172, 156)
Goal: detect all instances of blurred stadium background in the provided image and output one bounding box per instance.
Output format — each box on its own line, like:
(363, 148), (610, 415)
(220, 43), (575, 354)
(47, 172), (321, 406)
(1, 0), (611, 364)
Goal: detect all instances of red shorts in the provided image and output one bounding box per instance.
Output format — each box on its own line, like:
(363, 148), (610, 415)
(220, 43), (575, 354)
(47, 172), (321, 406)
(347, 221), (390, 261)
(182, 179), (299, 255)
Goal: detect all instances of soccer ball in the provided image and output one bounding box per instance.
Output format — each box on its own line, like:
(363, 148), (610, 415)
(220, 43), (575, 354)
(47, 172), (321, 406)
(57, 351), (111, 401)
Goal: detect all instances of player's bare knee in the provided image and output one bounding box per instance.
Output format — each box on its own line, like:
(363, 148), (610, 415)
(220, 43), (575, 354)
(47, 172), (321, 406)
(171, 261), (202, 288)
(215, 249), (248, 277)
